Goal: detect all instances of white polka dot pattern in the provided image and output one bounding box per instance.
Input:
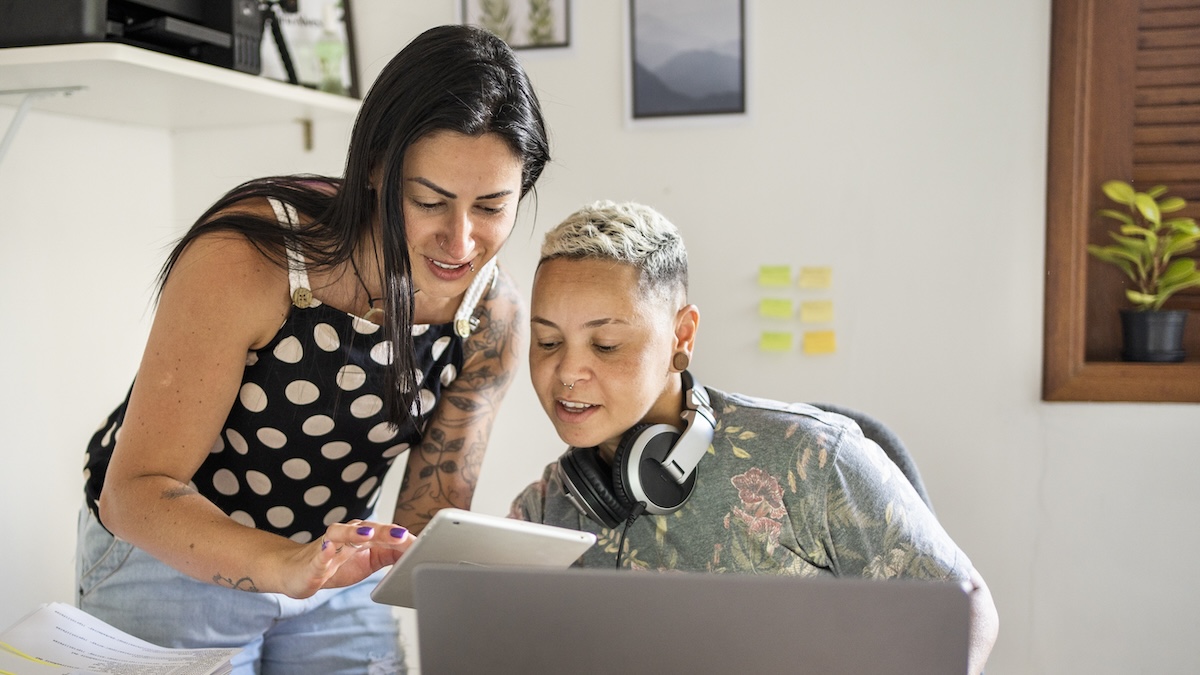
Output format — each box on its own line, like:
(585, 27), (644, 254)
(84, 294), (467, 540)
(282, 458), (311, 480)
(239, 383), (268, 413)
(336, 365), (367, 391)
(303, 415), (335, 436)
(350, 394), (383, 419)
(284, 380), (320, 405)
(273, 336), (304, 363)
(213, 469), (239, 496)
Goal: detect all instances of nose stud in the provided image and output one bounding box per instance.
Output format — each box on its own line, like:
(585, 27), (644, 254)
(561, 380), (574, 391)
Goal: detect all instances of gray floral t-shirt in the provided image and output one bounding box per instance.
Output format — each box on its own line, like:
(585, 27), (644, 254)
(511, 388), (973, 581)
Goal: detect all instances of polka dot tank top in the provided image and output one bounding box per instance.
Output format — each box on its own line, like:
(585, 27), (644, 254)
(83, 198), (498, 543)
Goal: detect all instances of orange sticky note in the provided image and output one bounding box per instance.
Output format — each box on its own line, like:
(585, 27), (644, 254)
(759, 331), (793, 352)
(798, 266), (832, 289)
(802, 330), (837, 355)
(800, 300), (834, 323)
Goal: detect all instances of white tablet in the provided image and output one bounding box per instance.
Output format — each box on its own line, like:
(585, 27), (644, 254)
(369, 508), (597, 608)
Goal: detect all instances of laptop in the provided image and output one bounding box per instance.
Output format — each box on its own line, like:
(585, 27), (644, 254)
(412, 565), (970, 675)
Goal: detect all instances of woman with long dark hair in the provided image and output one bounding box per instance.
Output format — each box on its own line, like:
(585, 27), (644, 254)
(77, 25), (549, 674)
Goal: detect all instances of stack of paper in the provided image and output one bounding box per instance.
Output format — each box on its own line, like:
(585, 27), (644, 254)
(0, 603), (241, 674)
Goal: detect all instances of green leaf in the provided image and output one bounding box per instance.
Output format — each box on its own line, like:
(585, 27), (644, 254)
(1087, 245), (1137, 280)
(1102, 180), (1137, 206)
(1117, 225), (1154, 239)
(1099, 209), (1135, 225)
(1154, 275), (1200, 309)
(1146, 185), (1169, 199)
(1126, 290), (1157, 309)
(1158, 196), (1187, 213)
(1159, 258), (1197, 286)
(1164, 233), (1200, 257)
(1165, 218), (1199, 235)
(1134, 193), (1161, 226)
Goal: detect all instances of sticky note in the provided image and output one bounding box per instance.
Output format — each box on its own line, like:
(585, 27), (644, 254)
(798, 266), (832, 289)
(802, 330), (837, 355)
(800, 300), (834, 323)
(759, 331), (793, 352)
(758, 265), (791, 287)
(759, 298), (793, 319)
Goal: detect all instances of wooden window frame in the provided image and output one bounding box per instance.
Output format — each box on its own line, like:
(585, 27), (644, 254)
(1043, 0), (1200, 402)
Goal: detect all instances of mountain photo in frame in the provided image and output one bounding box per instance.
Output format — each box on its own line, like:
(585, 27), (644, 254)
(630, 0), (745, 119)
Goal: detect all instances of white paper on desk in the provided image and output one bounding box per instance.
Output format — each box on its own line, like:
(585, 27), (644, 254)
(0, 602), (240, 674)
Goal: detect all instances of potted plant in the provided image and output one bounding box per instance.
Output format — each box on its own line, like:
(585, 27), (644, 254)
(1087, 179), (1200, 362)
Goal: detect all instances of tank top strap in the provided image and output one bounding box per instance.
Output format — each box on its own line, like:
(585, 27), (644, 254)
(267, 197), (322, 310)
(453, 258), (498, 339)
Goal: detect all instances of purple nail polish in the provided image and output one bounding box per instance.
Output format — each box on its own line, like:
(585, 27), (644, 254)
(390, 527), (407, 538)
(322, 539), (329, 550)
(356, 526), (373, 536)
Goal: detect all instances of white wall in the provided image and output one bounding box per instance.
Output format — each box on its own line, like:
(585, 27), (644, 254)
(3, 2), (1198, 673)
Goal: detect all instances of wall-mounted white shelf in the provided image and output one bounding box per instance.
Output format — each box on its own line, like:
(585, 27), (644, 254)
(0, 42), (360, 130)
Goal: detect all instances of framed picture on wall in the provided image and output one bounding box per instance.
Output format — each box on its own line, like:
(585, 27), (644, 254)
(629, 0), (745, 119)
(462, 0), (571, 49)
(260, 0), (360, 98)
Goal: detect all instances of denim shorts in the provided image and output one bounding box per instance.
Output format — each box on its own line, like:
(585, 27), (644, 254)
(75, 506), (404, 675)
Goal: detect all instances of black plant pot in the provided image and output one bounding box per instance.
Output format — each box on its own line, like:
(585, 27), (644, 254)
(1120, 309), (1188, 362)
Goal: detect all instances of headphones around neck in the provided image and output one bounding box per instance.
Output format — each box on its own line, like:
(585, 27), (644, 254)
(556, 371), (716, 529)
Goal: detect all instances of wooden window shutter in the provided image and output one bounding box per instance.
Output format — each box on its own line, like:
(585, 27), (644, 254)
(1043, 0), (1200, 401)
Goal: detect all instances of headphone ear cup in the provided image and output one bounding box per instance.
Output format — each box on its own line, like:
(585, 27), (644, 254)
(610, 423), (655, 514)
(559, 447), (628, 529)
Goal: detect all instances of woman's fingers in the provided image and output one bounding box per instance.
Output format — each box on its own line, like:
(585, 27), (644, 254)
(321, 520), (412, 556)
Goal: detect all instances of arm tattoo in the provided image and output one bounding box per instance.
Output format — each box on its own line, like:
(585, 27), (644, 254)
(212, 573), (259, 592)
(393, 270), (524, 528)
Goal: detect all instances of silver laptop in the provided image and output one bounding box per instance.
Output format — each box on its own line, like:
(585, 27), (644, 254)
(413, 565), (970, 675)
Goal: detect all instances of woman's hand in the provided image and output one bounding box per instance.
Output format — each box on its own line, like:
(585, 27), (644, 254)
(281, 519), (414, 598)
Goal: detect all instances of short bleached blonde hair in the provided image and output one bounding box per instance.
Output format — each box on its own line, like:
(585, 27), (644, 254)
(538, 200), (688, 302)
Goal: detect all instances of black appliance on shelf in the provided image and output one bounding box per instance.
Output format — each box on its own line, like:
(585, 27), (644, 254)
(0, 0), (267, 75)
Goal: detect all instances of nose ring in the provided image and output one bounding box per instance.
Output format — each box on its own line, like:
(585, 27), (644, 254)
(561, 380), (574, 390)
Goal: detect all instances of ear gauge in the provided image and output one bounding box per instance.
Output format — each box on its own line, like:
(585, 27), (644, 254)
(672, 352), (690, 372)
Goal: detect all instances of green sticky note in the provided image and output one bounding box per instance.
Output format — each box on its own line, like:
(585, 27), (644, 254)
(759, 331), (793, 352)
(759, 298), (793, 319)
(758, 265), (791, 287)
(800, 300), (834, 323)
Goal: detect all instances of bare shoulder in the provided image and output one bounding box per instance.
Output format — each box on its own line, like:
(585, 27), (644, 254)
(161, 221), (291, 351)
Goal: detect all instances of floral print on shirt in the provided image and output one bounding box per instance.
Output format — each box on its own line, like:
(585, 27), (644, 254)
(511, 387), (972, 584)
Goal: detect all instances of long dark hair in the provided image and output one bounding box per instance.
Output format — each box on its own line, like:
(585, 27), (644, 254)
(159, 25), (550, 427)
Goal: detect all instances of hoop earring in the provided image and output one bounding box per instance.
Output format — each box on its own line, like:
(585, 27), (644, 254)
(672, 352), (690, 372)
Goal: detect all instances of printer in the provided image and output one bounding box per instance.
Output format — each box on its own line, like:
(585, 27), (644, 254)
(0, 0), (265, 74)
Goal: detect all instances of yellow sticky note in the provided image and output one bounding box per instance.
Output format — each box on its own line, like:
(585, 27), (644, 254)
(802, 330), (837, 355)
(758, 265), (791, 287)
(798, 266), (833, 289)
(759, 331), (793, 352)
(800, 300), (834, 323)
(759, 298), (793, 319)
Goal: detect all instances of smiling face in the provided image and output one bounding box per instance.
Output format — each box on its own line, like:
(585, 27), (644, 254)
(399, 130), (524, 319)
(529, 257), (699, 460)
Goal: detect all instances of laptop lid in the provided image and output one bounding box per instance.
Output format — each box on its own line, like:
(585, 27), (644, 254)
(413, 565), (970, 675)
